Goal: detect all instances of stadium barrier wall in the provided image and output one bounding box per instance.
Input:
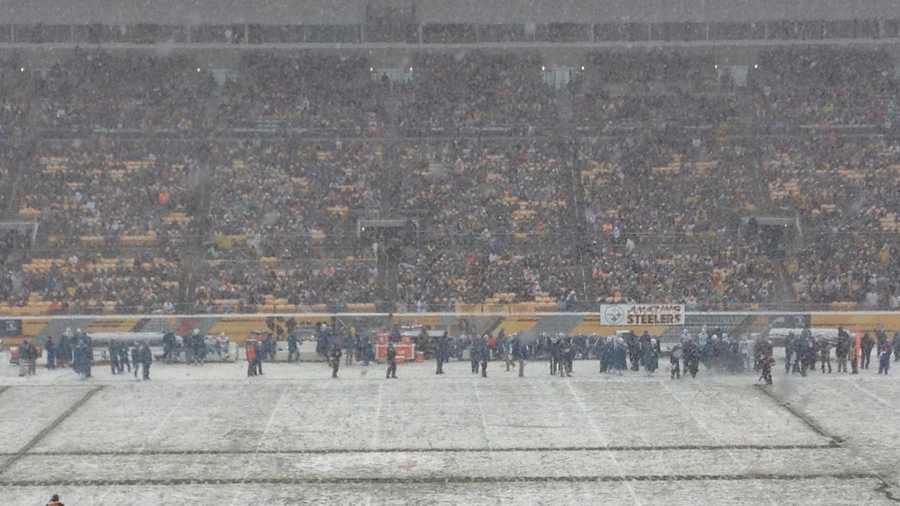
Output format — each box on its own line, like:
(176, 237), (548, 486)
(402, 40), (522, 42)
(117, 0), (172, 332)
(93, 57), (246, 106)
(2, 311), (900, 346)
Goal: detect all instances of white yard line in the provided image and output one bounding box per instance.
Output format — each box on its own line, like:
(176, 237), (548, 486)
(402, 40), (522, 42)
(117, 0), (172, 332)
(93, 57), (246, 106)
(141, 392), (190, 450)
(227, 385), (289, 506)
(848, 380), (899, 412)
(473, 380), (493, 451)
(565, 380), (642, 506)
(661, 382), (778, 506)
(823, 381), (898, 496)
(93, 389), (191, 506)
(371, 382), (383, 449)
(256, 385), (289, 452)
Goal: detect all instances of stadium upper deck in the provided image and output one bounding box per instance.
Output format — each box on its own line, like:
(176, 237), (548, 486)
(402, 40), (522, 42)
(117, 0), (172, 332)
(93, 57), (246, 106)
(1, 0), (900, 48)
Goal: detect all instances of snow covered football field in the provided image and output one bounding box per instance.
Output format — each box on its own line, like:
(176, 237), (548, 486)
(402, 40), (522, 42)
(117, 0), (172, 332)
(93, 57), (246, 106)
(2, 353), (900, 505)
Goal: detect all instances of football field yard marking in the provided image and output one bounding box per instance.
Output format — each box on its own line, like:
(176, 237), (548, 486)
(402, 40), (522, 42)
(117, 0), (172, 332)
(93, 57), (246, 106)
(565, 380), (642, 506)
(0, 385), (104, 475)
(663, 382), (778, 506)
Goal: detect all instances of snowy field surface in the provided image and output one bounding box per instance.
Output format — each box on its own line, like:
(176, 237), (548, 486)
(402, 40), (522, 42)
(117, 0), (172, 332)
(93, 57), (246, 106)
(2, 351), (900, 505)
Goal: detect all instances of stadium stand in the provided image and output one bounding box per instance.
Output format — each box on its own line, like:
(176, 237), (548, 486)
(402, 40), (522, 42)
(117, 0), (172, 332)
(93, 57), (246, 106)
(0, 45), (899, 315)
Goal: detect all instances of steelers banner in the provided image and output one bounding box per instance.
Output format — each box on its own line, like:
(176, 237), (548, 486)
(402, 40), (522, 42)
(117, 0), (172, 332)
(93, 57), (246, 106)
(0, 319), (22, 337)
(600, 304), (685, 326)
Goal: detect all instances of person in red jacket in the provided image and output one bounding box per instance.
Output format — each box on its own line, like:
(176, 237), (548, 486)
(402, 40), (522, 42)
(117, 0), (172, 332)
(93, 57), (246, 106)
(246, 340), (258, 377)
(47, 494), (64, 506)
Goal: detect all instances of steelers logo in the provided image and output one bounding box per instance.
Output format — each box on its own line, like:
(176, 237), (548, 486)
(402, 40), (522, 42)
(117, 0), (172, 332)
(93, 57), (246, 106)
(604, 305), (625, 325)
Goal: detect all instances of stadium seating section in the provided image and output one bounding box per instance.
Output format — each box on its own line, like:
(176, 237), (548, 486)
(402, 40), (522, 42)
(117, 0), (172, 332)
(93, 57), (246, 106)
(0, 47), (898, 314)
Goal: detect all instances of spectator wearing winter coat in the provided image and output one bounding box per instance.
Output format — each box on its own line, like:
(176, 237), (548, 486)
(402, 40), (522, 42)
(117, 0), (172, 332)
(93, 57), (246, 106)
(131, 343), (141, 378)
(385, 342), (398, 379)
(642, 339), (659, 375)
(893, 332), (900, 362)
(109, 341), (120, 374)
(862, 332), (875, 369)
(57, 334), (70, 367)
(435, 332), (449, 375)
(835, 328), (850, 373)
(670, 344), (682, 379)
(45, 336), (56, 369)
(162, 331), (176, 361)
(287, 333), (299, 362)
(140, 343), (152, 380)
(613, 338), (627, 373)
(246, 340), (258, 377)
(878, 342), (892, 375)
(511, 336), (528, 377)
(119, 345), (131, 373)
(73, 340), (91, 379)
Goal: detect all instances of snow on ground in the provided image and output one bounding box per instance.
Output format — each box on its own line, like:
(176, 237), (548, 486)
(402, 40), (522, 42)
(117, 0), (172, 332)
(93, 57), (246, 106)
(1, 350), (900, 505)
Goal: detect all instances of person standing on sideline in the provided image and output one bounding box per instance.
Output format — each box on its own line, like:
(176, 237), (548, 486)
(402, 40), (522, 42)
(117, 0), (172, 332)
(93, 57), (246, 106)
(759, 350), (774, 385)
(819, 338), (832, 374)
(670, 344), (682, 379)
(57, 332), (70, 368)
(835, 328), (850, 373)
(287, 333), (299, 363)
(893, 331), (900, 362)
(359, 332), (372, 366)
(479, 335), (489, 378)
(18, 340), (30, 377)
(784, 332), (795, 374)
(28, 339), (37, 375)
(436, 332), (449, 375)
(330, 344), (342, 378)
(140, 343), (152, 380)
(119, 344), (130, 374)
(109, 341), (120, 375)
(344, 331), (355, 366)
(862, 332), (875, 370)
(876, 327), (888, 351)
(512, 336), (528, 377)
(131, 342), (141, 378)
(469, 335), (480, 374)
(642, 339), (659, 376)
(878, 341), (892, 375)
(246, 340), (258, 377)
(386, 342), (398, 379)
(45, 336), (56, 370)
(79, 329), (93, 378)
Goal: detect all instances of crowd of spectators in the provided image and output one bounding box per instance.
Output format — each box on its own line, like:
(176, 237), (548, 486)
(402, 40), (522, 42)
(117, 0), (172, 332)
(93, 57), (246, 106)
(18, 138), (195, 242)
(32, 50), (214, 131)
(402, 52), (557, 132)
(0, 47), (898, 313)
(750, 47), (900, 126)
(217, 53), (384, 134)
(762, 135), (900, 308)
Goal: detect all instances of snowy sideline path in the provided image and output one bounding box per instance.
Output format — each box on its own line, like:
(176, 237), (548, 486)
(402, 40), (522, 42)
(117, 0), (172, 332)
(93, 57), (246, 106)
(1, 357), (900, 505)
